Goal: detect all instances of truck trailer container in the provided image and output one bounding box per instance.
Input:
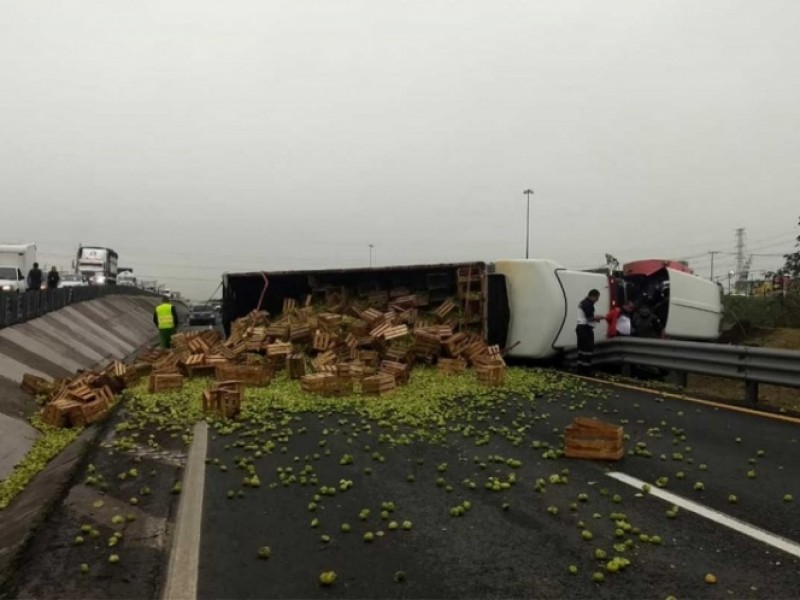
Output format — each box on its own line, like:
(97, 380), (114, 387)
(222, 258), (722, 359)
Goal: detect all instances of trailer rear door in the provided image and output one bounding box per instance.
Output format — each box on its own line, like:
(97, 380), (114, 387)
(552, 270), (610, 350)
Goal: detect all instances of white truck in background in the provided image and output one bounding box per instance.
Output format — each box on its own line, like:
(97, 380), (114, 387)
(117, 269), (137, 287)
(0, 243), (37, 293)
(76, 246), (119, 285)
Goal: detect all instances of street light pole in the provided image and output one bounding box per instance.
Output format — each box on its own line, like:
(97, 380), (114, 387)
(368, 244), (374, 268)
(523, 189), (534, 259)
(728, 270), (735, 295)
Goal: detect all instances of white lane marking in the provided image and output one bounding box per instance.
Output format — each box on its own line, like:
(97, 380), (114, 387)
(607, 471), (800, 560)
(163, 421), (208, 600)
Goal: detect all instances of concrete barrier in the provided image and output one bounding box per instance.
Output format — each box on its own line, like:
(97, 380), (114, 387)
(0, 294), (165, 480)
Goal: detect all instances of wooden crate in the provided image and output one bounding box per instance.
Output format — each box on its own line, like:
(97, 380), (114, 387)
(443, 332), (469, 357)
(300, 373), (335, 394)
(282, 298), (298, 313)
(202, 387), (242, 419)
(266, 323), (290, 339)
(565, 418), (624, 461)
(266, 342), (293, 358)
(475, 364), (505, 387)
(289, 324), (311, 342)
(286, 353), (306, 379)
(20, 373), (53, 396)
(311, 350), (337, 371)
(42, 399), (82, 428)
(322, 376), (353, 397)
(358, 350), (380, 367)
(380, 360), (410, 385)
(433, 299), (456, 321)
(313, 331), (333, 351)
(215, 364), (271, 386)
(75, 395), (112, 426)
(362, 373), (396, 396)
(438, 358), (467, 375)
(148, 373), (184, 393)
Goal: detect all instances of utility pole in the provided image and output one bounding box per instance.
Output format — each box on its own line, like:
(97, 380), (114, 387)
(735, 228), (746, 293)
(368, 244), (374, 268)
(709, 251), (721, 281)
(523, 189), (534, 259)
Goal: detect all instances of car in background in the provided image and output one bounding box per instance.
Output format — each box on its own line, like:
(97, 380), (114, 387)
(59, 273), (85, 288)
(189, 304), (216, 326)
(0, 266), (26, 293)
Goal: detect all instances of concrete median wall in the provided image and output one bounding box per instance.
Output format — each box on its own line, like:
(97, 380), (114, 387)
(0, 295), (161, 385)
(0, 294), (165, 480)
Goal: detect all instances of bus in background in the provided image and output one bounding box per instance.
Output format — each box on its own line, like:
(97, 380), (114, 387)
(76, 246), (119, 285)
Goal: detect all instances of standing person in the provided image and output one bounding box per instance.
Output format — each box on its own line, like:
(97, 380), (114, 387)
(46, 266), (60, 289)
(576, 289), (603, 374)
(26, 262), (43, 292)
(607, 300), (635, 337)
(632, 305), (663, 338)
(153, 295), (179, 349)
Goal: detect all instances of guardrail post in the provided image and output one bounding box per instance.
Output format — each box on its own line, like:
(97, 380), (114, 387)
(0, 294), (8, 327)
(745, 381), (759, 405)
(667, 370), (688, 388)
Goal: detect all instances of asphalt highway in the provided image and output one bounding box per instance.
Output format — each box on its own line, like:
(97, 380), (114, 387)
(196, 380), (800, 599)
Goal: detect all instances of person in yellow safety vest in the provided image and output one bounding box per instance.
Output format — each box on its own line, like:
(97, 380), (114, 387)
(153, 296), (179, 348)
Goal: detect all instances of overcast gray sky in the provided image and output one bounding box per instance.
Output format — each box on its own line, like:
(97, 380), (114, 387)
(1, 0), (798, 300)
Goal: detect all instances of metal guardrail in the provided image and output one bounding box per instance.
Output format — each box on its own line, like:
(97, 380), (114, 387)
(0, 286), (160, 330)
(565, 337), (800, 404)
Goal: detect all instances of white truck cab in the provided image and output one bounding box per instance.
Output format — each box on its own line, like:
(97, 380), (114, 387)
(0, 243), (36, 293)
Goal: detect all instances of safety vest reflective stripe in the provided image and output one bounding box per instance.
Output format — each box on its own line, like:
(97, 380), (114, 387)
(156, 303), (175, 329)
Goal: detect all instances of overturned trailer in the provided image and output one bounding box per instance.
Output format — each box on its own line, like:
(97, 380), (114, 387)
(222, 259), (721, 360)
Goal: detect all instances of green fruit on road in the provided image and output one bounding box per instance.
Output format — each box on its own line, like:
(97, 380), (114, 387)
(568, 565), (578, 575)
(784, 494), (794, 502)
(747, 470), (756, 479)
(394, 570), (407, 583)
(388, 521), (398, 530)
(320, 535), (331, 543)
(728, 494), (738, 503)
(694, 482), (705, 491)
(364, 532), (375, 542)
(592, 572), (605, 583)
(74, 536), (85, 545)
(402, 520), (413, 530)
(108, 554), (120, 564)
(80, 563), (89, 574)
(606, 561), (619, 573)
(258, 546), (272, 559)
(594, 549), (607, 560)
(319, 571), (337, 586)
(581, 530), (593, 541)
(341, 523), (351, 533)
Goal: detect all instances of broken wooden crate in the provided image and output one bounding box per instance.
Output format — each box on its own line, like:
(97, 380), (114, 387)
(564, 417), (624, 461)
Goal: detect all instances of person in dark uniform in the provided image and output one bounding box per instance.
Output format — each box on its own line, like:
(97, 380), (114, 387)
(576, 289), (603, 374)
(47, 266), (60, 289)
(26, 262), (43, 292)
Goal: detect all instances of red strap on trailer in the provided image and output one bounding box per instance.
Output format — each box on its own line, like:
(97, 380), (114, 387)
(254, 272), (269, 313)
